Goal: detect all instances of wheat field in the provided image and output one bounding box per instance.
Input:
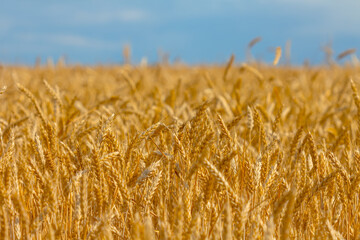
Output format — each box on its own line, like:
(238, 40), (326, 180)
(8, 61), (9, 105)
(0, 62), (359, 239)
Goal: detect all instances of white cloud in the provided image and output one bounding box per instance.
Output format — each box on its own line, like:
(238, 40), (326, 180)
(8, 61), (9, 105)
(18, 33), (120, 49)
(245, 0), (360, 37)
(49, 34), (103, 47)
(62, 9), (148, 25)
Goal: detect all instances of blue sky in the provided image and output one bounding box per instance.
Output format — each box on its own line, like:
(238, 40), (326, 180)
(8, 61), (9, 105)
(0, 0), (359, 65)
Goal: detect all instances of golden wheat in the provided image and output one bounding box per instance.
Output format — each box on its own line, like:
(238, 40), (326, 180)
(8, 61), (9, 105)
(0, 63), (359, 239)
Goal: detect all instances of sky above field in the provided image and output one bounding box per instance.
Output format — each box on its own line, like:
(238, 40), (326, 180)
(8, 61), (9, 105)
(0, 0), (359, 65)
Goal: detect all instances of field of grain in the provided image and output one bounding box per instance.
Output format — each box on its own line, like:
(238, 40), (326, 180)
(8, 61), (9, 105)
(0, 63), (359, 239)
